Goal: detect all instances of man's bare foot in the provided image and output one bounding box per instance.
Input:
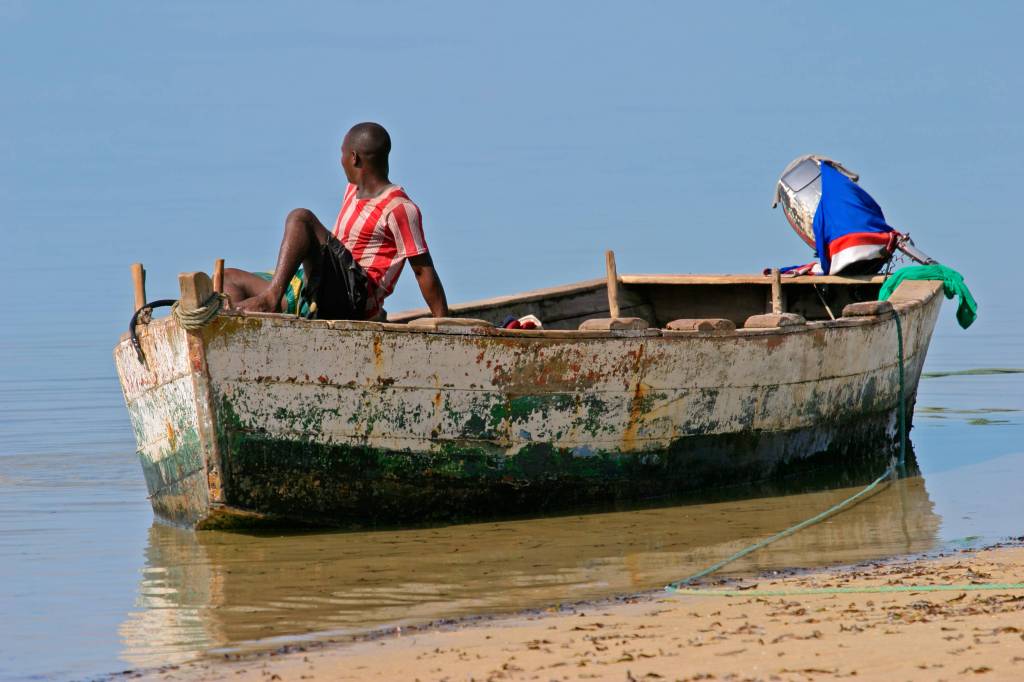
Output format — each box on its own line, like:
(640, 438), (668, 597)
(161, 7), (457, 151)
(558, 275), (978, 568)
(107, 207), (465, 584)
(236, 291), (282, 313)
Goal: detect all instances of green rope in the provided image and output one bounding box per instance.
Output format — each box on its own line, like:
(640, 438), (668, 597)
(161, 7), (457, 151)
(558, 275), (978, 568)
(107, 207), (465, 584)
(671, 583), (1024, 597)
(894, 311), (906, 468)
(665, 467), (895, 590)
(665, 310), (909, 591)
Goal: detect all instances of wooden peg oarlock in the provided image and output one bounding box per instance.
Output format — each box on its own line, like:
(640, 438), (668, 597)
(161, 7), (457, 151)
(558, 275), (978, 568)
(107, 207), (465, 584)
(770, 268), (783, 314)
(605, 250), (621, 318)
(213, 258), (225, 293)
(131, 262), (147, 311)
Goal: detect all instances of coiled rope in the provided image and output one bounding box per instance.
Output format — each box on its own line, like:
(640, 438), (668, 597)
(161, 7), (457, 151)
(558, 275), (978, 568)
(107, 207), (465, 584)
(666, 311), (908, 591)
(171, 292), (228, 330)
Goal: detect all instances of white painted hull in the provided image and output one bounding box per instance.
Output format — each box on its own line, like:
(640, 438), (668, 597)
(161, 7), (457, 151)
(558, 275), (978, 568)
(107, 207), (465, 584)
(114, 277), (944, 528)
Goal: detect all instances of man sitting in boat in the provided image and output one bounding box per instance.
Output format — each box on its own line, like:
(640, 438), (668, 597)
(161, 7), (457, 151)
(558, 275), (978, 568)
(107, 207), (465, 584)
(223, 122), (449, 320)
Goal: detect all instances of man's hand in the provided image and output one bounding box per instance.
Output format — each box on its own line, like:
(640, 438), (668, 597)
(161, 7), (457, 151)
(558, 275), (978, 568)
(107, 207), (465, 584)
(408, 253), (449, 317)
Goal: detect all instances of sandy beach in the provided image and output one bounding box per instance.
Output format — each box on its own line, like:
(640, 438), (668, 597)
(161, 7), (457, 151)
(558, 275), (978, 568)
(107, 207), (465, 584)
(132, 542), (1024, 681)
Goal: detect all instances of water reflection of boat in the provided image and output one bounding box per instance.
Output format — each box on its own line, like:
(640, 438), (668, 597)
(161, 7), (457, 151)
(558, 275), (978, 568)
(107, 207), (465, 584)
(113, 271), (944, 529)
(119, 471), (939, 665)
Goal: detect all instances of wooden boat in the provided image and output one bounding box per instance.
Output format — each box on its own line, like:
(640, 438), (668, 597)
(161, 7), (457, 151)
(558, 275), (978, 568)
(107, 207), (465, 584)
(113, 268), (944, 529)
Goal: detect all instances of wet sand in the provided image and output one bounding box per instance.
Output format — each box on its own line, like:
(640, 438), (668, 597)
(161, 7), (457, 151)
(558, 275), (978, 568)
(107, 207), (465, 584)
(136, 542), (1024, 681)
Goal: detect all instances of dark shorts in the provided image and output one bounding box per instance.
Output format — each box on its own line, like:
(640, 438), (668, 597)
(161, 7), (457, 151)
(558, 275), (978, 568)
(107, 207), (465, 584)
(304, 235), (371, 320)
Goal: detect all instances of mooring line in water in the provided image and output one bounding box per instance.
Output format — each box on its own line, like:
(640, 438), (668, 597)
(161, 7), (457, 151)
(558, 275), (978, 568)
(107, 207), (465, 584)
(666, 312), (909, 591)
(921, 367), (1024, 379)
(670, 583), (1024, 597)
(665, 466), (897, 591)
(894, 311), (906, 470)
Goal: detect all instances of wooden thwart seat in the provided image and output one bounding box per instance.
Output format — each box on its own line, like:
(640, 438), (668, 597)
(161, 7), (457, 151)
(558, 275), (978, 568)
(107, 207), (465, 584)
(578, 317), (648, 331)
(665, 318), (736, 332)
(841, 300), (894, 317)
(744, 312), (806, 329)
(408, 317), (494, 330)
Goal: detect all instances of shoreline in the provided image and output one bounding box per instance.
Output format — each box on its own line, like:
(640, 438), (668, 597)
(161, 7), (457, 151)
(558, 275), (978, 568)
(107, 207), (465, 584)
(126, 539), (1024, 681)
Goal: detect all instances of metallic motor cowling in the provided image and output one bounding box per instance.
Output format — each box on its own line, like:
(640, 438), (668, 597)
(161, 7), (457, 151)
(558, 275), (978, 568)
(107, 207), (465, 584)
(771, 155), (859, 249)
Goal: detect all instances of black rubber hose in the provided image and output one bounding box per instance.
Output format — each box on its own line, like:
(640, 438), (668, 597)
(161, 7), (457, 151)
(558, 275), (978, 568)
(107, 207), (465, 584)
(129, 299), (178, 365)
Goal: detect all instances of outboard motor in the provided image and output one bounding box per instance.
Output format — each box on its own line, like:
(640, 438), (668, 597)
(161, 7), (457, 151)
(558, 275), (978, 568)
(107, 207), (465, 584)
(772, 155), (857, 249)
(771, 155), (936, 274)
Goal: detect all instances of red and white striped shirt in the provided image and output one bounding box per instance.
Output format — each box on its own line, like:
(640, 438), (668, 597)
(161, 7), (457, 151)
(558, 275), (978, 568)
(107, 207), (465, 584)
(332, 183), (428, 317)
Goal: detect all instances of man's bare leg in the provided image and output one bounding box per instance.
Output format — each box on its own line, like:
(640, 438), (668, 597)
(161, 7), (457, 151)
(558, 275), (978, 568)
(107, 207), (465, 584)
(222, 268), (273, 306)
(227, 208), (333, 312)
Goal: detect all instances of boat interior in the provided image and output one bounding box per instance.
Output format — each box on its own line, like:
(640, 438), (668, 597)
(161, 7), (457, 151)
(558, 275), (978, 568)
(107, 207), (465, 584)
(388, 274), (887, 330)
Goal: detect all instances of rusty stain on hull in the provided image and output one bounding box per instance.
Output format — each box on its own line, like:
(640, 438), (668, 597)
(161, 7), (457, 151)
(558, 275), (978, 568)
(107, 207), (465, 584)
(113, 277), (945, 529)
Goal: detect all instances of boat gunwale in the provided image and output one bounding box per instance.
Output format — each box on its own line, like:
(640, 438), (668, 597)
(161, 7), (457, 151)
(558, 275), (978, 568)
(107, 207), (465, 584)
(387, 273), (887, 322)
(117, 311), (891, 346)
(116, 276), (936, 347)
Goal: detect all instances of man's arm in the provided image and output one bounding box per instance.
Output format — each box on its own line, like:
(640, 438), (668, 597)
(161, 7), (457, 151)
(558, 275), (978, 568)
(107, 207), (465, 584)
(408, 253), (449, 317)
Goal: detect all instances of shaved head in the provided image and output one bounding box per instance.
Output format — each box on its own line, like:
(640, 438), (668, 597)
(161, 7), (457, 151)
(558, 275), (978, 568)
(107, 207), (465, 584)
(345, 122), (390, 161)
(341, 122), (391, 183)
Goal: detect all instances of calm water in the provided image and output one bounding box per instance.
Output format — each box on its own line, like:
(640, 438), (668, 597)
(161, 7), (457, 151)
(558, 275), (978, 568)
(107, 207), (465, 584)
(0, 304), (1021, 681)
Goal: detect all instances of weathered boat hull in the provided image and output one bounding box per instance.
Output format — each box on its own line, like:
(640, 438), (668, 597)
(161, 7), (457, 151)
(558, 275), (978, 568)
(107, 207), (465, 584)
(114, 277), (943, 529)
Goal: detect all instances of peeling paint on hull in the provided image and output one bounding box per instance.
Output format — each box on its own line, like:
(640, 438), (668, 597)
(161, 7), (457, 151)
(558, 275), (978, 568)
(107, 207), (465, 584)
(113, 279), (944, 529)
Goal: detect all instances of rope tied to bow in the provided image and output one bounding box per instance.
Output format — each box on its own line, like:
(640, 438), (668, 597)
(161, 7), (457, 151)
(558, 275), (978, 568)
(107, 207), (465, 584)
(171, 292), (229, 330)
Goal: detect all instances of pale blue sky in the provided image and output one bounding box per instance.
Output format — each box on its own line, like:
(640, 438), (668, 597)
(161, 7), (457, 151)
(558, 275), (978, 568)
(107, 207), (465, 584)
(1, 1), (1021, 376)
